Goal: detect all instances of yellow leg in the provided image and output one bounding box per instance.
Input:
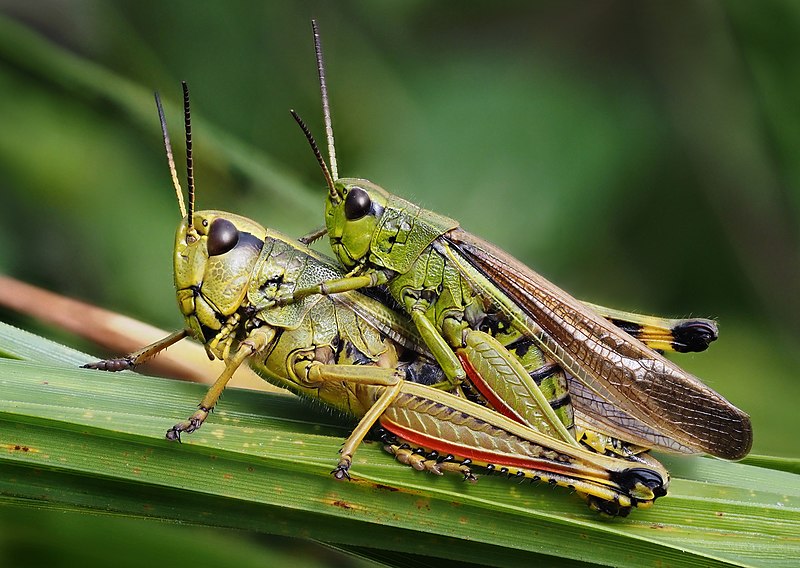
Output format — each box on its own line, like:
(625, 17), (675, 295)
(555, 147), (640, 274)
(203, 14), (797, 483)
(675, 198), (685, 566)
(298, 361), (404, 479)
(166, 327), (275, 441)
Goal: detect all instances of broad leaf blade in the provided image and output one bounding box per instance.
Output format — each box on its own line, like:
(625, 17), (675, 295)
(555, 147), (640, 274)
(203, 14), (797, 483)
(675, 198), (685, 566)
(1, 324), (797, 567)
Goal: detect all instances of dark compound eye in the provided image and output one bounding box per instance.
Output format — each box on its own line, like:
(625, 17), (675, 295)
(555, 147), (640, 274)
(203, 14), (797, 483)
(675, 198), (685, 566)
(207, 218), (239, 256)
(344, 186), (372, 220)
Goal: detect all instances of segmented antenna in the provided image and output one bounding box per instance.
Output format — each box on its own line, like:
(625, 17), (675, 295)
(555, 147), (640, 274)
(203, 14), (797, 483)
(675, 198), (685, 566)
(311, 20), (339, 182)
(291, 109), (336, 198)
(181, 81), (195, 220)
(154, 91), (187, 219)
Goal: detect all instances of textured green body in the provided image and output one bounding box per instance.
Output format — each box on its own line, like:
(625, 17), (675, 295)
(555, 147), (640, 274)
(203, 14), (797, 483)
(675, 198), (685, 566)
(245, 229), (443, 415)
(370, 191), (458, 273)
(326, 181), (576, 443)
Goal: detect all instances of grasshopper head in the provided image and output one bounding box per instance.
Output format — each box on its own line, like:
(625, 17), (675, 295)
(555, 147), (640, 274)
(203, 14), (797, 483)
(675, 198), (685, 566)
(173, 210), (266, 354)
(325, 178), (389, 270)
(154, 84), (268, 358)
(295, 22), (457, 271)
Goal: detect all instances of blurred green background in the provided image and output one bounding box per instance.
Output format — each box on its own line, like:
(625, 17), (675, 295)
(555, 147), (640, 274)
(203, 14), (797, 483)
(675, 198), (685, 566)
(0, 1), (797, 565)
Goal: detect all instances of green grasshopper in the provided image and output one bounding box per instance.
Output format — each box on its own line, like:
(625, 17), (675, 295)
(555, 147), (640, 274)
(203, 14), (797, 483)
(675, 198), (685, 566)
(287, 21), (752, 461)
(83, 84), (668, 516)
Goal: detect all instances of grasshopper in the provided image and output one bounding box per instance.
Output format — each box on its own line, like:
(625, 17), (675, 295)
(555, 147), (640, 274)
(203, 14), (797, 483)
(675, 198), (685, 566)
(286, 21), (752, 461)
(81, 84), (670, 516)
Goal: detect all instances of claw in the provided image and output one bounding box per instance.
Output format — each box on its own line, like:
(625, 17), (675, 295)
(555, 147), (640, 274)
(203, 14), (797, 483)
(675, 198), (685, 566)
(165, 427), (182, 442)
(165, 412), (205, 442)
(331, 465), (351, 480)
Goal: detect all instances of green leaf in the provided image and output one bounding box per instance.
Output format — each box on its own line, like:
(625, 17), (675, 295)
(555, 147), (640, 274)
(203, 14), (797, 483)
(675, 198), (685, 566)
(0, 503), (354, 568)
(740, 455), (800, 476)
(1, 322), (797, 567)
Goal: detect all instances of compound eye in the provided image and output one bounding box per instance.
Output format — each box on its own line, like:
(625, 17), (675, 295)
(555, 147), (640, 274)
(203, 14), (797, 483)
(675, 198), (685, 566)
(344, 186), (371, 220)
(207, 218), (239, 256)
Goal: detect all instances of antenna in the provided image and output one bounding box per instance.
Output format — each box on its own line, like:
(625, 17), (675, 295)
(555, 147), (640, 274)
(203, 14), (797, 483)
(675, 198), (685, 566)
(181, 81), (195, 220)
(291, 109), (337, 201)
(311, 19), (339, 181)
(154, 91), (186, 218)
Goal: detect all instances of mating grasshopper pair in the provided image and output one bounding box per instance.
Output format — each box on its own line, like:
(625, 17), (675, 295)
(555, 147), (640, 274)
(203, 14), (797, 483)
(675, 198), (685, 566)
(84, 23), (751, 516)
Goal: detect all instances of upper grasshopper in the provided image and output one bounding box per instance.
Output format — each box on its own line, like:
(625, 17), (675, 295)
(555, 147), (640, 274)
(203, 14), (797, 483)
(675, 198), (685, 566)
(82, 83), (670, 516)
(287, 21), (752, 461)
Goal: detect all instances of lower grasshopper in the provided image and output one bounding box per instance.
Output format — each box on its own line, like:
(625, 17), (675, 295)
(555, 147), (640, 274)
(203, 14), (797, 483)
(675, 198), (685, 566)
(284, 21), (751, 461)
(83, 84), (668, 516)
